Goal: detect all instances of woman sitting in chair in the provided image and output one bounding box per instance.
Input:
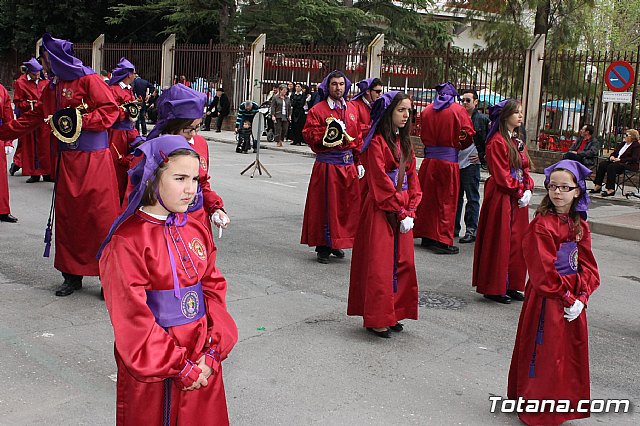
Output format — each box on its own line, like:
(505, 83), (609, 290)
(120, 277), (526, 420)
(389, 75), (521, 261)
(590, 129), (640, 197)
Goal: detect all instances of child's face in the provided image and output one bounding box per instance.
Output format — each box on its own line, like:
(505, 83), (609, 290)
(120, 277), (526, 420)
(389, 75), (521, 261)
(547, 170), (580, 214)
(155, 155), (200, 214)
(243, 122), (250, 129)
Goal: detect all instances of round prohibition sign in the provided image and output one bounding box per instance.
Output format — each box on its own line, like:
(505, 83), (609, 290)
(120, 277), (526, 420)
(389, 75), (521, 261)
(604, 61), (635, 92)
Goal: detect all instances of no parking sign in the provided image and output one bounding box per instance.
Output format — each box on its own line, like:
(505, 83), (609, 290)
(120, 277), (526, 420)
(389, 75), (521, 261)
(604, 61), (635, 92)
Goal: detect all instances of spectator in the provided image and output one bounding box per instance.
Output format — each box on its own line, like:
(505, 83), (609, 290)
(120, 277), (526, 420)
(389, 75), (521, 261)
(100, 69), (110, 84)
(205, 88), (230, 133)
(132, 73), (154, 136)
(290, 83), (307, 146)
(590, 129), (640, 197)
(563, 124), (602, 167)
(270, 84), (291, 147)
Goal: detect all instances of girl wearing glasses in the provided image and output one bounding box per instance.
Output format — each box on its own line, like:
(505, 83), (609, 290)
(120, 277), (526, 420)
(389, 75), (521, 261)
(508, 159), (599, 425)
(590, 129), (640, 197)
(473, 99), (533, 304)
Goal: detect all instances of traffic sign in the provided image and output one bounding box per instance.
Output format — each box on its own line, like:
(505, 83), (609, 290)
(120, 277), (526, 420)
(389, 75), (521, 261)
(604, 61), (635, 92)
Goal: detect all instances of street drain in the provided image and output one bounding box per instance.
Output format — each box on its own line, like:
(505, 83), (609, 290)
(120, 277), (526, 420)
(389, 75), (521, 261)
(418, 291), (466, 310)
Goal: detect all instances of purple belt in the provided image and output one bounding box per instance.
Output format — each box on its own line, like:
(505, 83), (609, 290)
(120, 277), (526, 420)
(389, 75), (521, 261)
(423, 146), (458, 163)
(59, 130), (109, 152)
(510, 167), (524, 184)
(316, 149), (354, 165)
(146, 281), (206, 328)
(386, 168), (408, 191)
(554, 241), (578, 276)
(111, 120), (135, 131)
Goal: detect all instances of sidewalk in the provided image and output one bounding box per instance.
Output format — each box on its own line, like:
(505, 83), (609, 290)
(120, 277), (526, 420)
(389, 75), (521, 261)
(198, 129), (640, 242)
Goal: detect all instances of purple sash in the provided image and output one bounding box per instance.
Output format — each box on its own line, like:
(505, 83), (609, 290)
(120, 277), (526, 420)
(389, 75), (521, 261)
(111, 120), (135, 131)
(316, 149), (354, 165)
(510, 167), (524, 184)
(59, 130), (109, 152)
(386, 168), (408, 191)
(554, 241), (578, 276)
(146, 281), (206, 328)
(423, 146), (458, 163)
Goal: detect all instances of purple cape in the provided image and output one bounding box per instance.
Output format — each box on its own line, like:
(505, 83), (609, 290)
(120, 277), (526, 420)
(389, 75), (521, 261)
(23, 58), (43, 73)
(317, 70), (352, 101)
(432, 81), (459, 111)
(108, 57), (136, 86)
(362, 91), (400, 152)
(544, 159), (592, 219)
(41, 33), (95, 81)
(147, 84), (207, 140)
(485, 99), (510, 144)
(352, 77), (378, 101)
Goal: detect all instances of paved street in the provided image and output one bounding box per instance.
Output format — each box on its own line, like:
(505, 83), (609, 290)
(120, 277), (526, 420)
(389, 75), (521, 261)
(0, 136), (639, 425)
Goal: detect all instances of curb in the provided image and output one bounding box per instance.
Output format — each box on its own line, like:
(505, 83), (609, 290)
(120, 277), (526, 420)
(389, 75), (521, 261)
(588, 219), (640, 242)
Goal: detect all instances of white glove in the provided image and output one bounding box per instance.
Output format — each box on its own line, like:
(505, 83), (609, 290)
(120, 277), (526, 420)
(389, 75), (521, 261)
(212, 211), (229, 238)
(357, 164), (365, 179)
(563, 299), (585, 322)
(4, 146), (14, 155)
(518, 190), (532, 208)
(399, 216), (414, 234)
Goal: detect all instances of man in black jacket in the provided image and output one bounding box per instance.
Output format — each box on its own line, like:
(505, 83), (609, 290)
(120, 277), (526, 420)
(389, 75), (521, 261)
(563, 124), (602, 167)
(205, 88), (231, 132)
(132, 74), (155, 135)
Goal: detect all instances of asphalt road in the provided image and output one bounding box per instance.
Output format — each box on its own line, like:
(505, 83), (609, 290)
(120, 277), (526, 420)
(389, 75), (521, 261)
(0, 141), (638, 425)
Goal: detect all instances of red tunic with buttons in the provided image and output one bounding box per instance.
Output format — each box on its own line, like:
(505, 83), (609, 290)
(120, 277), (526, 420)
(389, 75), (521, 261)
(472, 132), (534, 295)
(13, 74), (51, 176)
(100, 209), (237, 426)
(301, 100), (362, 249)
(108, 83), (140, 204)
(507, 213), (599, 426)
(348, 134), (422, 328)
(0, 73), (120, 276)
(0, 83), (13, 214)
(413, 103), (475, 246)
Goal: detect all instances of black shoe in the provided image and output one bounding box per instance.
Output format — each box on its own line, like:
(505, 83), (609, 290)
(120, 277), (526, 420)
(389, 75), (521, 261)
(55, 280), (82, 297)
(42, 175), (54, 182)
(215, 130), (221, 133)
(203, 128), (210, 132)
(330, 249), (345, 258)
(420, 238), (436, 248)
(483, 294), (511, 304)
(601, 191), (615, 197)
(290, 142), (297, 145)
(506, 290), (525, 301)
(589, 188), (601, 194)
(431, 242), (460, 255)
(236, 148), (242, 153)
(26, 176), (41, 183)
(459, 233), (476, 244)
(9, 163), (19, 176)
(253, 149), (257, 153)
(100, 288), (105, 300)
(367, 328), (391, 338)
(317, 251), (330, 264)
(389, 322), (404, 332)
(0, 214), (18, 223)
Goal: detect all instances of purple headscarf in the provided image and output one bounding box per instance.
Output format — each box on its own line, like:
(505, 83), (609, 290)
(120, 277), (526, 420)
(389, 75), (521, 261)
(97, 135), (196, 259)
(23, 58), (43, 73)
(486, 99), (511, 143)
(317, 70), (352, 101)
(108, 57), (135, 86)
(351, 77), (378, 101)
(432, 82), (459, 111)
(40, 33), (95, 81)
(544, 159), (592, 219)
(362, 91), (400, 152)
(147, 84), (207, 140)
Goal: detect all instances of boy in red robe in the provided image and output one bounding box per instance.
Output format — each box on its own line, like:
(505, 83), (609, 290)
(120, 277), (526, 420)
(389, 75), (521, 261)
(0, 33), (120, 296)
(0, 83), (18, 223)
(301, 70), (362, 263)
(413, 82), (475, 254)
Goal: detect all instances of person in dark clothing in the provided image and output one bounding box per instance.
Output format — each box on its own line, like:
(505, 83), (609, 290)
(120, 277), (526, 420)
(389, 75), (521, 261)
(590, 129), (640, 196)
(563, 124), (602, 167)
(205, 88), (230, 132)
(290, 83), (307, 145)
(132, 74), (154, 135)
(236, 120), (253, 153)
(146, 88), (159, 123)
(235, 100), (259, 152)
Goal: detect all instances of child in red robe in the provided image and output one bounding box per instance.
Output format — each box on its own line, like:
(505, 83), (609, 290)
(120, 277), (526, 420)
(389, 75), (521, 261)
(508, 159), (600, 425)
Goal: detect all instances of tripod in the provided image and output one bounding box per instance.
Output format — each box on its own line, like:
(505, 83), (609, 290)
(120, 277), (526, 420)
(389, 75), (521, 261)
(241, 109), (272, 178)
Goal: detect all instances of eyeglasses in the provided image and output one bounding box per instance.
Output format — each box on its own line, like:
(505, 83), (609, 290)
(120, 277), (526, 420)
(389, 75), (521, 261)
(371, 89), (383, 94)
(547, 184), (578, 192)
(182, 124), (202, 133)
(461, 98), (474, 103)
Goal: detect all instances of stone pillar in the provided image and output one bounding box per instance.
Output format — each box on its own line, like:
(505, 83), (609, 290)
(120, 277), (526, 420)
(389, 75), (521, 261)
(35, 38), (42, 58)
(521, 34), (546, 149)
(92, 34), (105, 73)
(161, 34), (176, 89)
(249, 34), (266, 102)
(366, 34), (384, 78)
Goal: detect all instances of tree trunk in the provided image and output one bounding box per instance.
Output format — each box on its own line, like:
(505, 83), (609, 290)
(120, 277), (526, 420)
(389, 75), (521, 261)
(219, 1), (235, 110)
(534, 0), (551, 35)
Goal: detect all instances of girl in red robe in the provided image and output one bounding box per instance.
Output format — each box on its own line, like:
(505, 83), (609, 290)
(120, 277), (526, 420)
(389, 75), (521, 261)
(348, 91), (422, 338)
(472, 99), (534, 304)
(0, 82), (18, 223)
(508, 159), (599, 425)
(98, 135), (237, 426)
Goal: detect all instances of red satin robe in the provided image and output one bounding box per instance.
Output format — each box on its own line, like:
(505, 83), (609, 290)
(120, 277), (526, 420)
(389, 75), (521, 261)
(349, 97), (372, 141)
(189, 134), (225, 236)
(108, 83), (140, 204)
(472, 133), (534, 295)
(508, 213), (599, 426)
(0, 73), (120, 276)
(99, 209), (237, 426)
(413, 103), (475, 246)
(348, 134), (422, 328)
(13, 74), (51, 177)
(301, 100), (362, 249)
(0, 84), (13, 214)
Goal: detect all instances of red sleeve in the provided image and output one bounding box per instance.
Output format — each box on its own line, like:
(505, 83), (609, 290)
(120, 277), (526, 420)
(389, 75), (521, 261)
(457, 107), (476, 150)
(109, 86), (127, 122)
(406, 152), (422, 212)
(100, 235), (197, 384)
(12, 79), (31, 112)
(522, 217), (577, 303)
(195, 138), (224, 214)
(362, 135), (405, 215)
(302, 104), (328, 153)
(81, 74), (119, 131)
(575, 221), (600, 306)
(0, 91), (43, 141)
(486, 134), (524, 198)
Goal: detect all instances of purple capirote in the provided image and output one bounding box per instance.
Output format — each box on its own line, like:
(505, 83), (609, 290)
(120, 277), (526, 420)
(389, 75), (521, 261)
(351, 77), (379, 101)
(361, 90), (400, 152)
(108, 57), (136, 86)
(317, 70), (352, 101)
(40, 33), (95, 81)
(146, 83), (207, 140)
(543, 159), (593, 219)
(22, 58), (43, 73)
(432, 81), (459, 111)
